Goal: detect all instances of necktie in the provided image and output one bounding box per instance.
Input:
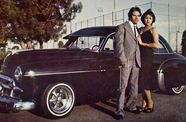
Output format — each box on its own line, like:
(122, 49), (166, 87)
(134, 25), (137, 38)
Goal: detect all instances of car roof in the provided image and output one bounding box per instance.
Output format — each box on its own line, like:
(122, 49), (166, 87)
(63, 26), (116, 39)
(63, 26), (173, 53)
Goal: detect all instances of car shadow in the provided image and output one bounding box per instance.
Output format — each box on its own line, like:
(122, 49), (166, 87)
(29, 108), (48, 119)
(151, 89), (166, 95)
(0, 109), (14, 113)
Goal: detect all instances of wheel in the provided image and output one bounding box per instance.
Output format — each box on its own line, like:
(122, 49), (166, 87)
(169, 85), (184, 95)
(91, 45), (99, 51)
(41, 83), (75, 118)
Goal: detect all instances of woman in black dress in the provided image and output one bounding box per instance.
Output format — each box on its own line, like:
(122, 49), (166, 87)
(137, 9), (159, 113)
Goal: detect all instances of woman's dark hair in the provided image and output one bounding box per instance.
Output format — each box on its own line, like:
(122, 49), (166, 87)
(128, 7), (142, 20)
(141, 9), (156, 25)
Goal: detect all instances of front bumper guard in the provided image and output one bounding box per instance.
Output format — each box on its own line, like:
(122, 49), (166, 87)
(0, 73), (35, 111)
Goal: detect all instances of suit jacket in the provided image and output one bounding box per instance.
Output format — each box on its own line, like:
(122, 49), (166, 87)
(114, 21), (141, 68)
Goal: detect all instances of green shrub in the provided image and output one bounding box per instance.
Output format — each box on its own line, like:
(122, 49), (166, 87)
(0, 49), (7, 60)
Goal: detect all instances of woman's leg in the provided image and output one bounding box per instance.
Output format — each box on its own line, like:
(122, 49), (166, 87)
(141, 92), (147, 107)
(137, 91), (147, 112)
(144, 89), (153, 108)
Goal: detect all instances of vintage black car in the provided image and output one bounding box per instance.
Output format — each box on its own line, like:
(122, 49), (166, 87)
(0, 26), (186, 118)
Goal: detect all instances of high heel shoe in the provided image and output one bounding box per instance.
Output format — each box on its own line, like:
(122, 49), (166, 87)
(144, 105), (154, 113)
(136, 106), (146, 112)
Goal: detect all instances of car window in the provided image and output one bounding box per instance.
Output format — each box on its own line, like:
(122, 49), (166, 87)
(69, 36), (104, 50)
(103, 37), (114, 51)
(153, 40), (168, 53)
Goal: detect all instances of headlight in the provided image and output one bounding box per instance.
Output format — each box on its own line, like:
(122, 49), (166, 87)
(14, 66), (22, 81)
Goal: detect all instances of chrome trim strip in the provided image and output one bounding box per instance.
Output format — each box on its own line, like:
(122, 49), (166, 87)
(1, 83), (11, 89)
(0, 74), (15, 86)
(154, 52), (175, 55)
(0, 74), (23, 97)
(157, 70), (167, 92)
(24, 69), (106, 77)
(159, 39), (170, 53)
(99, 32), (115, 52)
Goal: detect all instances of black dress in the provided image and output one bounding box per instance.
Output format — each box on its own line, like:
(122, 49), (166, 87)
(139, 29), (154, 90)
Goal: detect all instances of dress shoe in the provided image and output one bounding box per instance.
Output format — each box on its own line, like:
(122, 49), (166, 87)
(114, 111), (124, 120)
(124, 107), (140, 114)
(114, 114), (124, 120)
(130, 108), (141, 114)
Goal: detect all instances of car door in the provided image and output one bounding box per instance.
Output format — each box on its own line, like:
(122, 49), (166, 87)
(66, 36), (114, 101)
(97, 34), (120, 98)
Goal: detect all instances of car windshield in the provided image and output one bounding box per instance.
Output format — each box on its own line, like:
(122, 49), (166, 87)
(66, 36), (105, 51)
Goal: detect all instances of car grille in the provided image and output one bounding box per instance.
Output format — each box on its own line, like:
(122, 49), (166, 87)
(0, 74), (23, 99)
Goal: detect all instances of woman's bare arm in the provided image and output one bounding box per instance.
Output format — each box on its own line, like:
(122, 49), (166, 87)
(138, 27), (159, 48)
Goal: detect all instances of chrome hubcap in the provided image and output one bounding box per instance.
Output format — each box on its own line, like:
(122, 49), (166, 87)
(48, 85), (73, 114)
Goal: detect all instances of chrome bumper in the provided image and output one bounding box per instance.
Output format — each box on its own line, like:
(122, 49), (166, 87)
(0, 73), (35, 111)
(0, 96), (35, 111)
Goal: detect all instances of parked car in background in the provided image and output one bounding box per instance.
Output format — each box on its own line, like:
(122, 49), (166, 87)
(182, 30), (186, 57)
(0, 26), (186, 118)
(5, 40), (22, 52)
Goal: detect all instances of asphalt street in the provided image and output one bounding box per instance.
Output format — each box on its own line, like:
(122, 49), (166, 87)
(0, 88), (186, 122)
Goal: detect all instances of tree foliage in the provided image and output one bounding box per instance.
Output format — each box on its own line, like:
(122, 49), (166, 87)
(0, 0), (82, 48)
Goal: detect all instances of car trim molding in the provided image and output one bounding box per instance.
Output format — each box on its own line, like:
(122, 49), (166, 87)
(0, 73), (15, 85)
(154, 52), (174, 54)
(24, 69), (107, 77)
(99, 32), (115, 52)
(159, 39), (170, 53)
(157, 70), (167, 92)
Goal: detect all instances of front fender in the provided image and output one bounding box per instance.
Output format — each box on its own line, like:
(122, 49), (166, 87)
(18, 60), (103, 102)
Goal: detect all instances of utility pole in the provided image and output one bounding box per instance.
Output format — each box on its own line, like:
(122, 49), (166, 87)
(176, 27), (180, 53)
(97, 8), (103, 26)
(185, 5), (186, 30)
(114, 0), (116, 10)
(113, 0), (116, 25)
(168, 3), (170, 43)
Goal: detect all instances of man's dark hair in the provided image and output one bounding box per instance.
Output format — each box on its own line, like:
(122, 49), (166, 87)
(128, 7), (142, 20)
(141, 9), (156, 25)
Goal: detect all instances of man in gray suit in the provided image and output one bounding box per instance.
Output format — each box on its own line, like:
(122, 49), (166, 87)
(114, 7), (141, 120)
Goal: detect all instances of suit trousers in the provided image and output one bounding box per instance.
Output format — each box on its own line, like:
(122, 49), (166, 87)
(117, 56), (139, 114)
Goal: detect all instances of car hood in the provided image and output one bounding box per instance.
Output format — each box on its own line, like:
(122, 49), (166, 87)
(2, 48), (97, 75)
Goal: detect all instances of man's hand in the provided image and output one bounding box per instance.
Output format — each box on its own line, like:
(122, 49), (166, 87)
(119, 60), (128, 67)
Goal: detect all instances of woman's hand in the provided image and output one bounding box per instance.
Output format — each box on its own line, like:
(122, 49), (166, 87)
(136, 35), (143, 45)
(137, 35), (149, 47)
